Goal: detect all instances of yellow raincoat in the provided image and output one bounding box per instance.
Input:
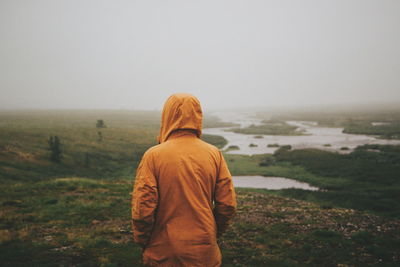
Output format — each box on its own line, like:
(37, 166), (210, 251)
(131, 93), (237, 267)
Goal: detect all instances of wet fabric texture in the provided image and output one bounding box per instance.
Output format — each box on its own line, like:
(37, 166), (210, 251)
(132, 93), (237, 267)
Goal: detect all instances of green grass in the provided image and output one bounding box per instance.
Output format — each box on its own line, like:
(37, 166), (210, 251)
(1, 109), (400, 266)
(0, 126), (154, 183)
(343, 121), (400, 139)
(228, 121), (303, 136)
(201, 134), (228, 149)
(0, 178), (142, 266)
(2, 179), (399, 266)
(0, 110), (162, 183)
(267, 143), (280, 147)
(221, 191), (400, 266)
(225, 145), (240, 152)
(225, 143), (400, 218)
(261, 145), (400, 218)
(0, 110), (230, 183)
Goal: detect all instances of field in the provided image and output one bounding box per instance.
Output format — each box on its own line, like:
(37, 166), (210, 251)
(1, 110), (400, 266)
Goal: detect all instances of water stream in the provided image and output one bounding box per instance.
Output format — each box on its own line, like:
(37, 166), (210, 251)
(203, 112), (400, 155)
(204, 112), (400, 190)
(233, 176), (319, 191)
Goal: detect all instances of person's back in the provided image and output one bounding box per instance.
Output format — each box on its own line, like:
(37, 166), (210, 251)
(131, 93), (236, 267)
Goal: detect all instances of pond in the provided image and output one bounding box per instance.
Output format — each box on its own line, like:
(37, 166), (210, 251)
(233, 176), (319, 191)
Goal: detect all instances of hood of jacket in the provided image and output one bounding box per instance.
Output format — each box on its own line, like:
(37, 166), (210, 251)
(157, 93), (203, 143)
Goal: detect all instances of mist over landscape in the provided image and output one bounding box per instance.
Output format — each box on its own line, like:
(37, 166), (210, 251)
(1, 0), (400, 110)
(1, 1), (400, 266)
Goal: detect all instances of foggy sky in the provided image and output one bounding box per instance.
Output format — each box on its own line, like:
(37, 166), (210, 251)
(1, 0), (399, 110)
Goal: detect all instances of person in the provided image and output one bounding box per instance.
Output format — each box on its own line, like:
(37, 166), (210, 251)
(131, 93), (237, 267)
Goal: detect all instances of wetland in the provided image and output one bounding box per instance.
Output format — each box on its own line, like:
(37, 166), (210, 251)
(0, 109), (399, 266)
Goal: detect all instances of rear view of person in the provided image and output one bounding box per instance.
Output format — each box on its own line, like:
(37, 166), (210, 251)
(131, 93), (237, 267)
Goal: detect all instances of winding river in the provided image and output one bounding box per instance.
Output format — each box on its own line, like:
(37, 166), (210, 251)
(203, 111), (400, 155)
(203, 112), (400, 190)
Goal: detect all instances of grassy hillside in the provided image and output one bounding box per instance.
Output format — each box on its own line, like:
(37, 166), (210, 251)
(2, 180), (399, 266)
(0, 110), (159, 183)
(0, 178), (140, 266)
(0, 110), (229, 183)
(223, 191), (400, 266)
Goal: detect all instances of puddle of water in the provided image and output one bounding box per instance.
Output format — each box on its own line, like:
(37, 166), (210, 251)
(203, 112), (400, 155)
(233, 176), (319, 191)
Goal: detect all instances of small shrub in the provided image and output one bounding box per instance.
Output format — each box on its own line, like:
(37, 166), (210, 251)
(96, 119), (107, 128)
(267, 143), (280, 147)
(48, 136), (62, 163)
(226, 145), (239, 151)
(97, 131), (103, 142)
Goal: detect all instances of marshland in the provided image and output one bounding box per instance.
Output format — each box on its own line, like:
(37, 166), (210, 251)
(1, 108), (399, 266)
(2, 1), (400, 266)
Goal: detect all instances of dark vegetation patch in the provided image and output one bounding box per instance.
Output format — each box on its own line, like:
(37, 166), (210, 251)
(274, 145), (400, 185)
(225, 145), (240, 152)
(225, 144), (400, 218)
(201, 134), (228, 149)
(272, 144), (400, 218)
(267, 143), (280, 147)
(228, 122), (303, 136)
(343, 121), (400, 139)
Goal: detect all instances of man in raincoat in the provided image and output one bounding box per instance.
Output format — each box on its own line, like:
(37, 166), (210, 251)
(131, 93), (237, 267)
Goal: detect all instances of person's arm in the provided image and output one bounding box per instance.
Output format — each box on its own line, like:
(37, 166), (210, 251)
(131, 151), (158, 248)
(213, 151), (237, 237)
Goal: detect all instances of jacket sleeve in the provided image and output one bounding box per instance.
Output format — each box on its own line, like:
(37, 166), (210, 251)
(131, 151), (158, 247)
(213, 151), (237, 237)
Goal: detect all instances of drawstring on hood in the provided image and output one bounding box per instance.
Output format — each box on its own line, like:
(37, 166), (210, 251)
(157, 93), (203, 144)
